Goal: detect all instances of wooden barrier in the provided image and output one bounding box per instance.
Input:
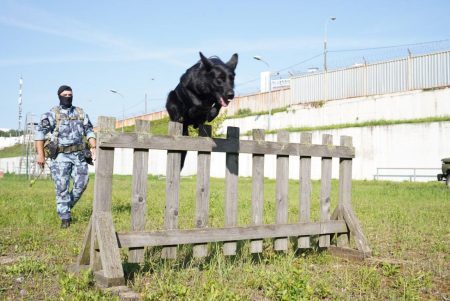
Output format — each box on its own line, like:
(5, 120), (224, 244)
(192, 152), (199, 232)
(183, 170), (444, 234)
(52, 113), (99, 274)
(76, 116), (371, 289)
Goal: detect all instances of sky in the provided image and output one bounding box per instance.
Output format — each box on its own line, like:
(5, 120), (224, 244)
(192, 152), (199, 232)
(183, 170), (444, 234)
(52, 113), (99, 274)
(1, 0), (449, 130)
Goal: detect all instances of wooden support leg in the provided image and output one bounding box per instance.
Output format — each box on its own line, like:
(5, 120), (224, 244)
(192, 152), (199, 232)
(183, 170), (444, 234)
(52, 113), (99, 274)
(341, 205), (372, 255)
(77, 216), (92, 267)
(331, 206), (350, 247)
(94, 212), (125, 287)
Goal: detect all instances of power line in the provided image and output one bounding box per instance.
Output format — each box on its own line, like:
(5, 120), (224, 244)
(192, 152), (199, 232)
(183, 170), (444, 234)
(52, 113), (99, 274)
(276, 53), (323, 73)
(236, 53), (323, 88)
(236, 77), (259, 88)
(329, 38), (450, 53)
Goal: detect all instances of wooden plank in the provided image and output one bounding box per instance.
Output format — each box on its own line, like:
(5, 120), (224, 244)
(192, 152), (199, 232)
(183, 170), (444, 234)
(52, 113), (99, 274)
(95, 212), (124, 287)
(117, 221), (349, 248)
(251, 129), (265, 253)
(319, 134), (333, 248)
(105, 286), (141, 301)
(100, 134), (355, 158)
(330, 205), (340, 220)
(90, 225), (102, 272)
(91, 116), (116, 271)
(274, 131), (289, 252)
(328, 246), (371, 261)
(298, 132), (312, 250)
(329, 205), (349, 246)
(193, 124), (212, 258)
(162, 121), (182, 259)
(341, 205), (372, 254)
(94, 270), (126, 288)
(129, 120), (150, 263)
(77, 216), (92, 266)
(337, 136), (353, 247)
(224, 127), (239, 256)
(93, 116), (116, 213)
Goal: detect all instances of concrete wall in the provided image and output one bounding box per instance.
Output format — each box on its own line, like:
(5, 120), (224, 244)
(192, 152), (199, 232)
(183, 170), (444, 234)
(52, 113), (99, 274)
(102, 121), (448, 181)
(0, 157), (22, 173)
(221, 87), (450, 134)
(0, 136), (22, 149)
(2, 121), (446, 181)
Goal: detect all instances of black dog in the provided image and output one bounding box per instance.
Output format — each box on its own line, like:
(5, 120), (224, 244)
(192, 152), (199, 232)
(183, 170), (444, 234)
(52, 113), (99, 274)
(166, 52), (238, 168)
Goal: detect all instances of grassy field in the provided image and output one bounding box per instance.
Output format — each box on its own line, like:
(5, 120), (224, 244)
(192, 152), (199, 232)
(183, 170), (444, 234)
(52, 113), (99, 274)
(0, 144), (23, 159)
(0, 174), (449, 300)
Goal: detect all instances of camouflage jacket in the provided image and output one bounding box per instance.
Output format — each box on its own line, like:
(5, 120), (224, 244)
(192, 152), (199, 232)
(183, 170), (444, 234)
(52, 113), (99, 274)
(34, 105), (95, 146)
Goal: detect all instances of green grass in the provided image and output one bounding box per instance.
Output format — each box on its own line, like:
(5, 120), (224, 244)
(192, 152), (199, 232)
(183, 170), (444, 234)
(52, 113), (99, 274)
(244, 116), (450, 136)
(0, 174), (449, 300)
(119, 113), (227, 137)
(125, 115), (450, 137)
(0, 144), (23, 158)
(120, 117), (171, 135)
(227, 106), (289, 119)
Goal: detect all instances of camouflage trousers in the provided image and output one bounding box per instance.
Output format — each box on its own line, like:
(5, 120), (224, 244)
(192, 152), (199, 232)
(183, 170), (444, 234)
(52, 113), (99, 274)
(50, 151), (89, 220)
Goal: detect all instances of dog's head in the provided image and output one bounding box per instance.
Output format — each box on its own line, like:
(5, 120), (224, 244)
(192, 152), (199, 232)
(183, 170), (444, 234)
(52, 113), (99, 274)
(182, 52), (238, 108)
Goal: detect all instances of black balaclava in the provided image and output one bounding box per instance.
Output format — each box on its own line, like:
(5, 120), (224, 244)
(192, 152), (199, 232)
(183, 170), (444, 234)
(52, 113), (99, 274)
(57, 85), (73, 109)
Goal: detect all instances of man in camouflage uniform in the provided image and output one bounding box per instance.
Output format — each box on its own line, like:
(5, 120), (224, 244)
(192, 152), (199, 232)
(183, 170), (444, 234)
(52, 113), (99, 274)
(35, 85), (96, 228)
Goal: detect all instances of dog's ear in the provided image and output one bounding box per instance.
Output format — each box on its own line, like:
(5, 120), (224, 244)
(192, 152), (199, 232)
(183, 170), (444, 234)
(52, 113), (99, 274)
(226, 53), (238, 71)
(199, 52), (213, 71)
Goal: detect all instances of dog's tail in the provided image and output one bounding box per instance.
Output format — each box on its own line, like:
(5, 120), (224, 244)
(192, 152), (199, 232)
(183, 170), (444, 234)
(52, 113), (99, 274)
(180, 123), (189, 171)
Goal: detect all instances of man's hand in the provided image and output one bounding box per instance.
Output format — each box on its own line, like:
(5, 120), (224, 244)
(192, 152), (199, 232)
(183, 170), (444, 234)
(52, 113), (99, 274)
(36, 153), (45, 168)
(90, 147), (96, 162)
(35, 140), (45, 169)
(88, 137), (97, 163)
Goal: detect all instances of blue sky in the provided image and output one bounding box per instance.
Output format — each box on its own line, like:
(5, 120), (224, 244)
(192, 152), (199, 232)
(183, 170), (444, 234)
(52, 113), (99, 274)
(1, 0), (449, 130)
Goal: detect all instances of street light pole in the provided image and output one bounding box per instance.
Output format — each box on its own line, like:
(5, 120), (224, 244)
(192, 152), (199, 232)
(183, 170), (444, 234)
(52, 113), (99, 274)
(145, 78), (155, 115)
(109, 89), (125, 132)
(253, 56), (272, 130)
(324, 17), (336, 72)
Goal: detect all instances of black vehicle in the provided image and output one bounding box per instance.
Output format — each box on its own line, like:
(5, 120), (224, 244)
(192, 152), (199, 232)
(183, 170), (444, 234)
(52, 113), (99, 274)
(437, 158), (450, 188)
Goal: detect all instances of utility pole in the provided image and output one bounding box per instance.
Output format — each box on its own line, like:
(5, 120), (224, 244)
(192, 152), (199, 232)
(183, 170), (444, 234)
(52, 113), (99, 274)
(18, 76), (23, 134)
(323, 17), (336, 72)
(253, 56), (272, 130)
(145, 93), (147, 114)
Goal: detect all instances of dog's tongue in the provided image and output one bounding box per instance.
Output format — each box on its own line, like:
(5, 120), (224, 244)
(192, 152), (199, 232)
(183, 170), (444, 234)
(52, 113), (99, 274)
(219, 97), (228, 107)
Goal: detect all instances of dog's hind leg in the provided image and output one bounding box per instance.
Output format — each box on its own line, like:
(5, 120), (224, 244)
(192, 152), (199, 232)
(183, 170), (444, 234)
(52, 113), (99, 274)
(166, 90), (184, 122)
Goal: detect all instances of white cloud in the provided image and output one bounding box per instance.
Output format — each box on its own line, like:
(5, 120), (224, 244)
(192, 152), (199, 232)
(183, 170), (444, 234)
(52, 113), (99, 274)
(0, 4), (193, 67)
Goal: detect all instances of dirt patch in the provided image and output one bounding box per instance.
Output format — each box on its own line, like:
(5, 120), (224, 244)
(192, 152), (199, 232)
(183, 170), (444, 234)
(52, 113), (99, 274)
(0, 256), (17, 265)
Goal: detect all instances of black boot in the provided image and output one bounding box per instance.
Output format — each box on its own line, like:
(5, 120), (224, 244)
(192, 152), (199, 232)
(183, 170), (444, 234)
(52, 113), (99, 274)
(61, 218), (71, 229)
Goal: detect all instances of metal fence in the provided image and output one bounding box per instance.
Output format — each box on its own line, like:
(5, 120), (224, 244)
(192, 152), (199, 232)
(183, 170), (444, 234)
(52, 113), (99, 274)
(291, 50), (450, 103)
(373, 167), (441, 182)
(223, 87), (291, 116)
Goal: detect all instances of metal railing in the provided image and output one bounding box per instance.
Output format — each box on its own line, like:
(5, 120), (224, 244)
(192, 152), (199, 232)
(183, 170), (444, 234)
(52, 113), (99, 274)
(373, 167), (441, 182)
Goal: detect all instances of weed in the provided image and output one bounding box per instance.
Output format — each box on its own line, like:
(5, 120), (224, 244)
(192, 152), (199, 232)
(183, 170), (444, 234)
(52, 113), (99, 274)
(236, 108), (251, 115)
(59, 269), (116, 300)
(380, 262), (401, 277)
(391, 271), (432, 300)
(6, 256), (48, 277)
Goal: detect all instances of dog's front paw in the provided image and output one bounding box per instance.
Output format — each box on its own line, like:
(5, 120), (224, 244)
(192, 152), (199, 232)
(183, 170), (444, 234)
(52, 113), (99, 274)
(207, 106), (220, 122)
